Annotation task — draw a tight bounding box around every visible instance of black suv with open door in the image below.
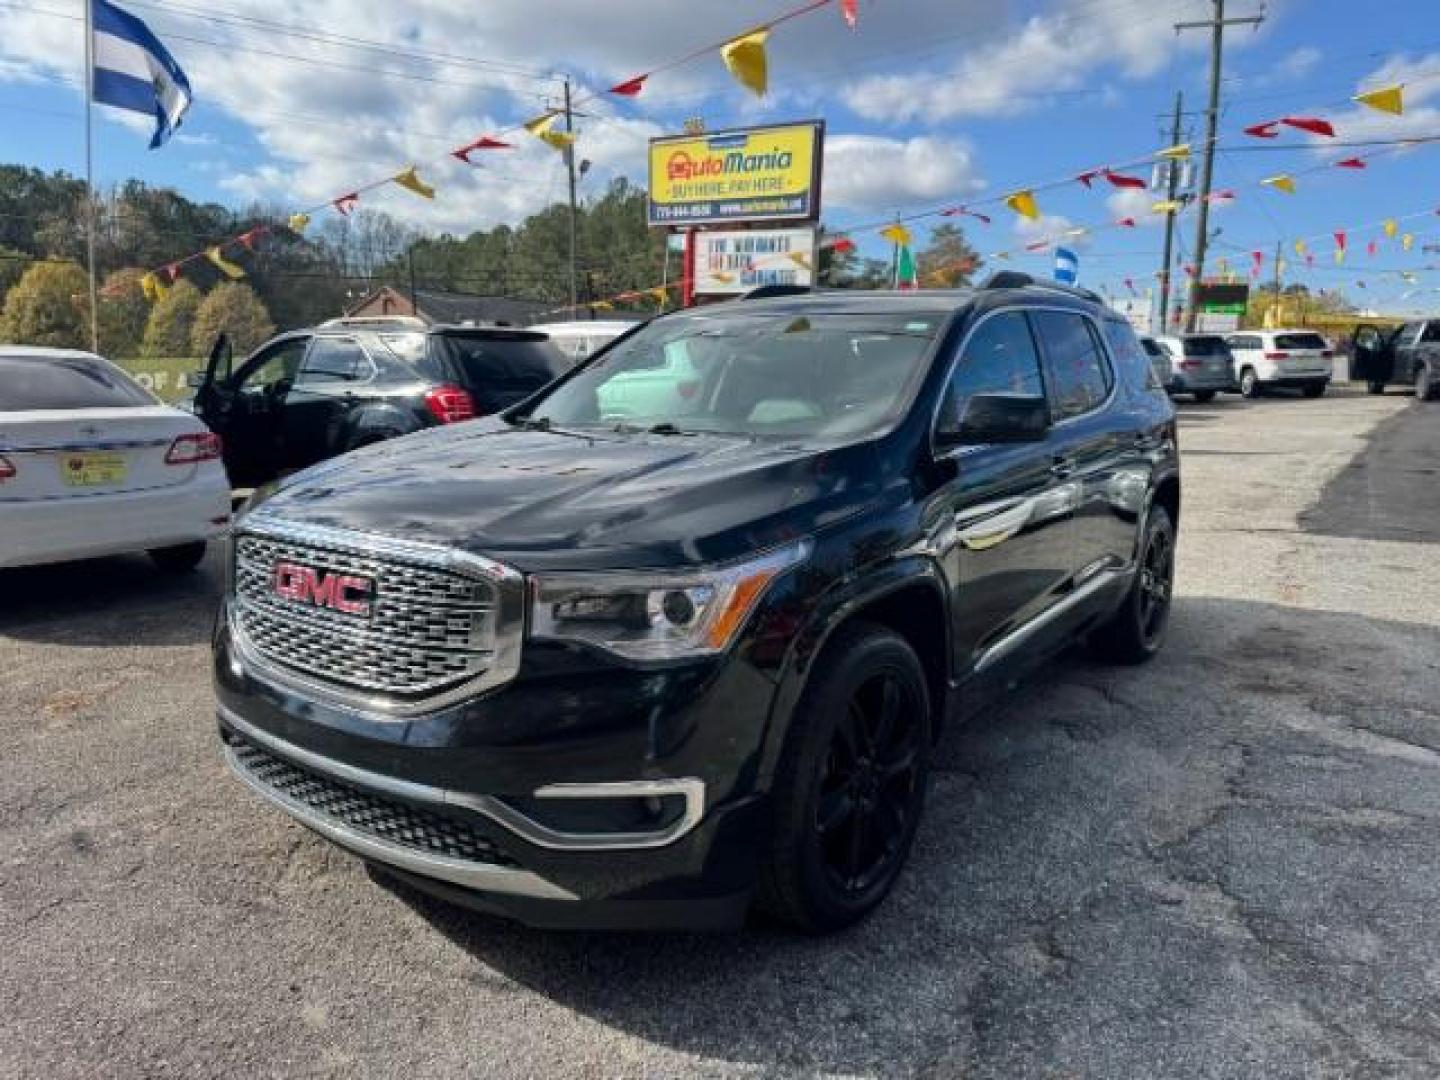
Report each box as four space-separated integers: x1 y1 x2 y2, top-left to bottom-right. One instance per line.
214 274 1180 933
191 320 568 487
1352 319 1440 400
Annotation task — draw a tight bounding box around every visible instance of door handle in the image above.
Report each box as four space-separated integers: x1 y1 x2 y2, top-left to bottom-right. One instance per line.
1049 455 1075 478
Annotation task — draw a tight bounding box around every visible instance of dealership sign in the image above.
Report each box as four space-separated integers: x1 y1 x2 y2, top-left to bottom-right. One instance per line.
693 228 817 295
648 121 824 226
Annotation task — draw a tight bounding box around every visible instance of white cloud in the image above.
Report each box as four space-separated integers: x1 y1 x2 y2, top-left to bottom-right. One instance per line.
1277 46 1323 80
823 135 985 212
1107 186 1163 228
1321 52 1440 147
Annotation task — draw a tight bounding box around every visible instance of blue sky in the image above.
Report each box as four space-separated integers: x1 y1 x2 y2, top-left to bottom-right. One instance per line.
1 0 1437 312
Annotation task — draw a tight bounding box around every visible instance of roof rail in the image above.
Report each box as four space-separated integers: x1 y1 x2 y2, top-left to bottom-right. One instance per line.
320 315 427 329
979 271 1105 305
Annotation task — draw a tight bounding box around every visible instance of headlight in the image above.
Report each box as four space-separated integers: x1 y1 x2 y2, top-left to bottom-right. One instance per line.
530 540 811 661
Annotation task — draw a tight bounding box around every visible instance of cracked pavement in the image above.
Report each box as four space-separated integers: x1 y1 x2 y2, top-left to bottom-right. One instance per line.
3 387 1439 1078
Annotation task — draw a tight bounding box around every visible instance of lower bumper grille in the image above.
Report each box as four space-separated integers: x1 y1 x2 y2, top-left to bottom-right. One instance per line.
227 734 517 868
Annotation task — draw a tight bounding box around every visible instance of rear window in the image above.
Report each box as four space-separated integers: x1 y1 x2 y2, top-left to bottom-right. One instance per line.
1182 336 1228 356
1274 333 1328 351
0 355 156 411
436 334 567 386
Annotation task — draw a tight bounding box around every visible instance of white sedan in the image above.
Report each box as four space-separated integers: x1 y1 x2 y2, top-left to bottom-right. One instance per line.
0 347 231 571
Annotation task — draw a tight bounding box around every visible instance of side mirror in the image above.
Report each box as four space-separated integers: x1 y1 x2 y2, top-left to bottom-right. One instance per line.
938 393 1050 447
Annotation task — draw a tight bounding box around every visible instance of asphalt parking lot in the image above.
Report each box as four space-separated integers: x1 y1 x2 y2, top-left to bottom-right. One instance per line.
4 387 1439 1079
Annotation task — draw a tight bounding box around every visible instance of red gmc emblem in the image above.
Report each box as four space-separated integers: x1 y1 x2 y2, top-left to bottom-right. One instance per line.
272 561 374 617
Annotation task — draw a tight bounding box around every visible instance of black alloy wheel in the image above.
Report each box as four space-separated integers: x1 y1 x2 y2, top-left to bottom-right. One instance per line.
1135 518 1174 649
1088 503 1176 664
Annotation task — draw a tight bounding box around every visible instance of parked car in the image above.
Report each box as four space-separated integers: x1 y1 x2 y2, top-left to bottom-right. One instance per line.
1224 330 1333 398
1152 334 1235 402
0 347 229 571
1352 319 1440 400
214 274 1180 933
529 320 639 367
1139 335 1171 391
190 322 568 488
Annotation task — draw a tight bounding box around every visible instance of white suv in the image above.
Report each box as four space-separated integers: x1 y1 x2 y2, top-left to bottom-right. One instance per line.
1224 330 1333 399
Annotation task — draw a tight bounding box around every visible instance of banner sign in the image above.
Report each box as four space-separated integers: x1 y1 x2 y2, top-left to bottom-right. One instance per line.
693 228 817 294
648 120 824 227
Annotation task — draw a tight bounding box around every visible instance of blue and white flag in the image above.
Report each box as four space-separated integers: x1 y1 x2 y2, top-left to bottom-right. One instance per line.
1054 246 1079 285
90 0 192 148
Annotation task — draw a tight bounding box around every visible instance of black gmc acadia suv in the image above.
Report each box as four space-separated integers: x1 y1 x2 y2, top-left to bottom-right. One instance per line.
214 274 1181 933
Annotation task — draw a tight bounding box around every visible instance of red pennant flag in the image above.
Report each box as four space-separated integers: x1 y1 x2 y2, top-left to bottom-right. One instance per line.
941 207 991 224
1024 239 1049 252
1367 240 1378 257
452 136 514 163
1205 189 1236 204
1335 157 1366 169
1334 230 1347 251
829 237 856 254
1102 168 1146 189
163 262 181 283
1183 264 1196 279
237 226 267 251
333 193 360 216
1076 169 1101 189
841 0 858 28
1306 254 1315 267
1244 121 1280 139
609 75 647 97
1251 250 1263 271
1281 116 1335 137
1124 278 1137 295
1115 217 1137 228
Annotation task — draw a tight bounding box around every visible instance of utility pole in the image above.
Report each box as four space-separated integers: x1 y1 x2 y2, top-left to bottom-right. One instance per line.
1157 90 1184 333
562 78 578 313
1177 0 1263 331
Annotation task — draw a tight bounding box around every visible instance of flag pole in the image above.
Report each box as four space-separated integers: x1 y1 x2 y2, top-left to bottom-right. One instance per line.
82 0 99 352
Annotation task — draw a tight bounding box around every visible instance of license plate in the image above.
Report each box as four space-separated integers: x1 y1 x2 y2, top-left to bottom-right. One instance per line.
60 451 128 487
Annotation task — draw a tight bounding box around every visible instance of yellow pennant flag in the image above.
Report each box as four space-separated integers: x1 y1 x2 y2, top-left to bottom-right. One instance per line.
1334 246 1345 265
393 166 435 199
1294 239 1307 258
721 29 769 97
1004 190 1039 221
712 271 736 284
647 287 670 307
525 112 576 151
1262 174 1296 194
591 300 614 311
288 213 310 234
879 223 912 246
139 272 165 302
1353 85 1404 115
1151 199 1183 214
1383 218 1398 238
1156 143 1191 160
1403 233 1415 251
206 246 245 280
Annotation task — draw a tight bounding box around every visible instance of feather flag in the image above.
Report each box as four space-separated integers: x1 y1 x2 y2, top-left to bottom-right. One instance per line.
721 29 769 97
1004 190 1039 220
609 75 647 97
525 112 576 150
1262 175 1297 194
880 223 912 246
393 166 435 199
287 213 310 234
841 0 858 28
205 245 245 280
452 136 513 163
1281 117 1336 137
333 193 359 216
1353 85 1403 115
1102 168 1147 189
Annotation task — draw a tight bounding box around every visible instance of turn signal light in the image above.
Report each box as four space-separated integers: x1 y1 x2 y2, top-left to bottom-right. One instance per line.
423 384 477 424
0 454 14 482
165 432 223 465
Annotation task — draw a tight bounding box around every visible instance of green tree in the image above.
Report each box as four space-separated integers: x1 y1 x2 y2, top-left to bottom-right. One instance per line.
0 260 90 348
96 267 150 358
190 281 275 355
916 223 982 287
0 245 29 299
140 278 202 358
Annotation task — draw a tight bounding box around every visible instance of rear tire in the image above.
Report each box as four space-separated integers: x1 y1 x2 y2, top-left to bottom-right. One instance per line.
1417 365 1438 402
1192 390 1217 403
149 542 206 574
1302 382 1327 399
1239 367 1262 399
1088 505 1175 665
757 622 931 934
1367 380 1387 396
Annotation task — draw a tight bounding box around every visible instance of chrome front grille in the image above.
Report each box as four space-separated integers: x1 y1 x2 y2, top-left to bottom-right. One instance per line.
231 518 523 709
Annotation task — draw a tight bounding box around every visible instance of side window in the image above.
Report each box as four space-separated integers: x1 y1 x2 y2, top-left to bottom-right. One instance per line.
1032 311 1114 421
296 337 370 386
236 338 307 391
1422 323 1440 343
939 311 1047 431
1101 319 1160 391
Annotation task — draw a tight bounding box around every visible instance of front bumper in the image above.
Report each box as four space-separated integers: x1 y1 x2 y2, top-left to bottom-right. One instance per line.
214 612 779 930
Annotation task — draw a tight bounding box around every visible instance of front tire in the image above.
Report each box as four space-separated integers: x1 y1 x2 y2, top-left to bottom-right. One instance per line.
757 622 932 933
1239 367 1262 398
149 541 206 574
1088 505 1175 665
1418 365 1438 402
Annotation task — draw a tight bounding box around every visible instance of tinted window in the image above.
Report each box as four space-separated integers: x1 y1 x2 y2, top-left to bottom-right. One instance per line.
530 311 943 438
236 338 306 391
0 355 155 411
435 335 567 411
1274 333 1328 350
378 332 427 364
1104 320 1162 390
296 338 369 385
1227 335 1257 350
1032 311 1113 420
1423 323 1440 343
1140 338 1164 357
939 312 1046 431
1183 335 1228 356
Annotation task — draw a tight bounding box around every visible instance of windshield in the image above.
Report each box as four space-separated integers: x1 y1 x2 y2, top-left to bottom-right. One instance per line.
0 355 157 411
526 309 945 438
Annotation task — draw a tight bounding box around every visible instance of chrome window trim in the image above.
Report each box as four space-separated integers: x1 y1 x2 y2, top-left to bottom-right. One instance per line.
231 512 524 717
220 704 707 852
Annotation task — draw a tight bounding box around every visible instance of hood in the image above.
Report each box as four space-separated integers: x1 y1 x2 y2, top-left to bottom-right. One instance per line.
242 420 886 570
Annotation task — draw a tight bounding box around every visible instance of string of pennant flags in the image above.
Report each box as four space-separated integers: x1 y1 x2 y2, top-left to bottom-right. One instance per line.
131 3 1429 310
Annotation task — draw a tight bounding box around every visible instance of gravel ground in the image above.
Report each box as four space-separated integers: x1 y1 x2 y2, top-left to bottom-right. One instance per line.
3 387 1439 1079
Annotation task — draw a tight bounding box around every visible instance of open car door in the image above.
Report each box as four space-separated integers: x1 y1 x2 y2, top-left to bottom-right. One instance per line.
1351 324 1395 388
